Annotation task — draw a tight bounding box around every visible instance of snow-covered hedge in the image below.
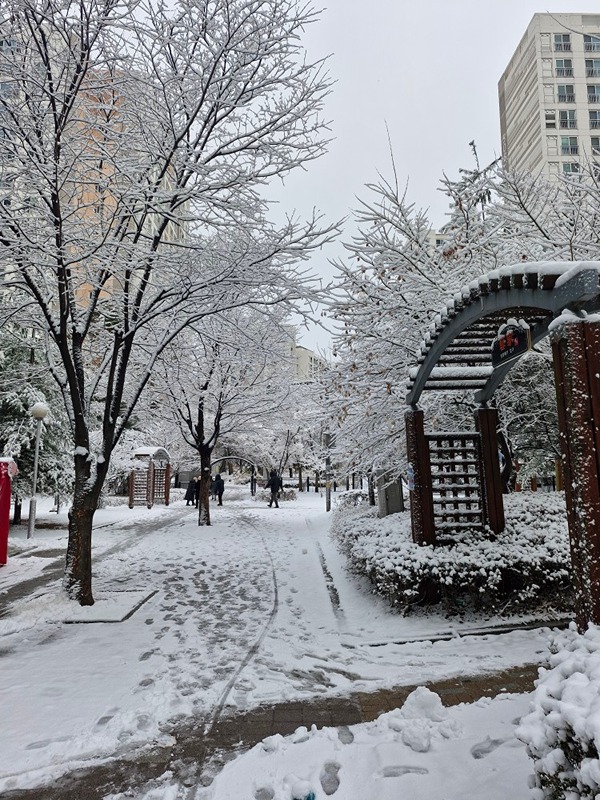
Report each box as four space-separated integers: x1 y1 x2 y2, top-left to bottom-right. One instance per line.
518 623 600 800
330 491 571 614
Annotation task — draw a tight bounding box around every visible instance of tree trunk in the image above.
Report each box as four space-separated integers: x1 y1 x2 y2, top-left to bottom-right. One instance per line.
368 473 376 506
497 430 513 494
298 464 303 491
198 446 212 526
12 497 22 525
64 490 98 606
63 451 106 606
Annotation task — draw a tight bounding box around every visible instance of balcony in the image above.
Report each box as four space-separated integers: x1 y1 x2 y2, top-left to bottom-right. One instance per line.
558 94 576 102
556 68 574 77
560 120 577 128
561 146 579 155
591 119 600 128
555 43 572 51
585 42 600 52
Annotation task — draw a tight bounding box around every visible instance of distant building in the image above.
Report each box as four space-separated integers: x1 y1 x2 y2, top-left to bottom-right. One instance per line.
291 342 326 382
283 325 326 382
499 13 600 179
426 229 448 250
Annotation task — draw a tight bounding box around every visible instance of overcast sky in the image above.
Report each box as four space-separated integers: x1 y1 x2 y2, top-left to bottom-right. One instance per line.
273 1 600 349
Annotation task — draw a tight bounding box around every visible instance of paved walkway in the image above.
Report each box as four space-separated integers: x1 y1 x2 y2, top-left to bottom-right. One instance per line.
1 512 545 798
3 662 540 800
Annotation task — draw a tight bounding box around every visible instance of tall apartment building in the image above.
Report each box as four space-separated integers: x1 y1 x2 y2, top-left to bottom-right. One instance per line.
499 13 600 178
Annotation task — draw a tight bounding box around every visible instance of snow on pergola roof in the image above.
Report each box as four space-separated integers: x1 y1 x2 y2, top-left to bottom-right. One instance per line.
133 447 170 461
406 261 600 406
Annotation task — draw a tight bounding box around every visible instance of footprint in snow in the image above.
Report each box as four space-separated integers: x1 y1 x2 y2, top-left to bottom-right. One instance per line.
470 736 510 759
320 762 341 795
254 788 274 800
337 726 354 744
381 765 429 778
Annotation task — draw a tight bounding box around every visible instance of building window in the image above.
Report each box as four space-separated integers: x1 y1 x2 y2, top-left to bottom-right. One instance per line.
557 84 575 102
590 110 600 128
545 110 556 129
561 136 578 155
584 34 600 52
588 85 600 103
592 136 600 155
562 162 580 174
555 59 573 77
559 110 577 128
586 59 600 78
554 34 571 51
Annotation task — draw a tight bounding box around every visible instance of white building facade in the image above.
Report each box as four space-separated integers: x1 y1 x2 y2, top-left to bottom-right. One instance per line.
499 13 600 178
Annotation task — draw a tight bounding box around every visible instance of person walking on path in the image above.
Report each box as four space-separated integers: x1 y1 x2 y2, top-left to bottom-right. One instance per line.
266 469 282 508
214 473 225 506
185 478 196 506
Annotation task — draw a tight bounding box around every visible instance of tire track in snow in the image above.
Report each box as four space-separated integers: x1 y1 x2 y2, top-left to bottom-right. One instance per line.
201 513 279 739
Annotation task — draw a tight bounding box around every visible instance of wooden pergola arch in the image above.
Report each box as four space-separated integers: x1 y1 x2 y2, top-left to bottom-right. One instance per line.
404 262 600 574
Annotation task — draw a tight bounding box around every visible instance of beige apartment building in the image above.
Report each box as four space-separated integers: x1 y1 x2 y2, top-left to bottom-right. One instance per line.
499 13 600 178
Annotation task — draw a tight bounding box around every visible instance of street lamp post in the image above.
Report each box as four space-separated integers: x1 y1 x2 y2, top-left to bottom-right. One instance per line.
27 402 49 539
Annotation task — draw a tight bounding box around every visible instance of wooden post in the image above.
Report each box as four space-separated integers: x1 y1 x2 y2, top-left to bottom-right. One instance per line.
552 320 600 631
475 406 505 535
147 461 154 509
128 470 135 509
164 464 171 506
405 407 435 546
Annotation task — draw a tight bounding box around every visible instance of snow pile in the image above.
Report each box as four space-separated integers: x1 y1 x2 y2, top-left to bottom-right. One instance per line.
202 687 530 800
330 492 571 614
518 623 600 800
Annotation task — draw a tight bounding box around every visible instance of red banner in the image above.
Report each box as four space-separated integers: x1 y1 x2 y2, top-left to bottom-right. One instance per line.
0 462 11 565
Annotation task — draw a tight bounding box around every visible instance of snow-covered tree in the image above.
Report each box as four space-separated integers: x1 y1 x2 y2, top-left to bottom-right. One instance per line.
325 153 600 487
0 0 336 604
0 332 73 507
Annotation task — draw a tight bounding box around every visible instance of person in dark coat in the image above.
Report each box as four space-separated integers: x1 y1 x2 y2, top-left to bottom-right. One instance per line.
214 473 225 505
209 475 217 501
184 478 196 506
266 470 282 508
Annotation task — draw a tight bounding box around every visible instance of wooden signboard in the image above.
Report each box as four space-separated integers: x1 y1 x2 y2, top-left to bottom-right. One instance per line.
492 320 531 368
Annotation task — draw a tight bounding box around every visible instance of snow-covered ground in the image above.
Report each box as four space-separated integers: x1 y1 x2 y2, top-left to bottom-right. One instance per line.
0 487 559 798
